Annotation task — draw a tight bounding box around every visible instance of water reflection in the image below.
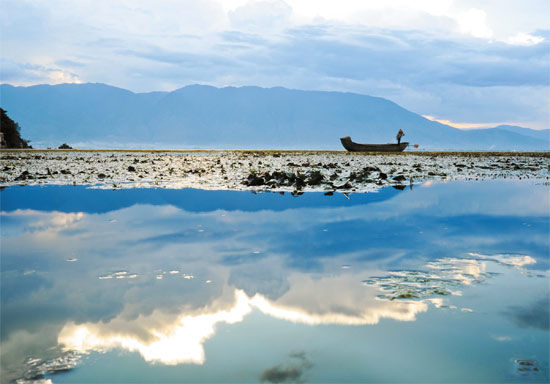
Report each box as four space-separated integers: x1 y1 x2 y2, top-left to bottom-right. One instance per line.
1 181 548 383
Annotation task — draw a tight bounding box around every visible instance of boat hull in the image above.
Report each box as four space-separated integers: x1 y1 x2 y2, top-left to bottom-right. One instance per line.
340 136 408 152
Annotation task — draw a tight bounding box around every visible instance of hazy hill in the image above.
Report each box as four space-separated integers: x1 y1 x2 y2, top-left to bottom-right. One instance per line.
0 83 547 150
490 125 549 141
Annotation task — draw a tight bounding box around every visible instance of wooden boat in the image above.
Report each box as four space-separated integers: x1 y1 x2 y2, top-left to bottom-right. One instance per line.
340 136 408 152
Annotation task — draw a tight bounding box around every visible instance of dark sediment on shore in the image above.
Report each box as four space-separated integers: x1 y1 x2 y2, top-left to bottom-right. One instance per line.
1 150 549 192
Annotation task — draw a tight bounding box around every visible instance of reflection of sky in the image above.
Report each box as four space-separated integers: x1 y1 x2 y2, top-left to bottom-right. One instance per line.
1 180 549 383
0 185 402 213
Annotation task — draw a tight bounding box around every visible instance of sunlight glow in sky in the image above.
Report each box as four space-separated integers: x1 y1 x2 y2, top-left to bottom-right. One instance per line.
422 115 495 129
1 0 549 128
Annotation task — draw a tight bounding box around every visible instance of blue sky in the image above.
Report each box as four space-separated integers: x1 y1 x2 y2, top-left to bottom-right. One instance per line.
1 0 549 129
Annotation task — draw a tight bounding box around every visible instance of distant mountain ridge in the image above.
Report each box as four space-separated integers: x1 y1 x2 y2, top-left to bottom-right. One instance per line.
488 125 549 141
0 83 548 150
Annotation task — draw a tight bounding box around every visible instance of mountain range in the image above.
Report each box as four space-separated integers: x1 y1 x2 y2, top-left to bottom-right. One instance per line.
0 83 548 150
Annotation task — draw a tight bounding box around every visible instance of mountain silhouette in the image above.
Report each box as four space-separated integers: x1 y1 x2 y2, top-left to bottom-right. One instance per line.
1 83 547 150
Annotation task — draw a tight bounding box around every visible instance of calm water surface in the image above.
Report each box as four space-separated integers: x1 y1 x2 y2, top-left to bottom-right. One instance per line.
1 181 549 383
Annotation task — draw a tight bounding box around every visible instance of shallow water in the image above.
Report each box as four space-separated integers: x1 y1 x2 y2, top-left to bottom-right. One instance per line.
1 180 548 383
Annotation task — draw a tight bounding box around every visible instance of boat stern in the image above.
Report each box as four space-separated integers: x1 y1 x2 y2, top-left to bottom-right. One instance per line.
340 136 353 151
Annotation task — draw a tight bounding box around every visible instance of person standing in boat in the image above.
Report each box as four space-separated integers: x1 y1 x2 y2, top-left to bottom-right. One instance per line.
396 129 405 144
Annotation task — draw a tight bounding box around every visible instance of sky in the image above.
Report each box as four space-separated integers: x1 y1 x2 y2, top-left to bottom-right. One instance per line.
1 0 549 129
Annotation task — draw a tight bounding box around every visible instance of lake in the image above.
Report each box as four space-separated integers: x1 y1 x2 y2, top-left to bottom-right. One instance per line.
1 180 548 383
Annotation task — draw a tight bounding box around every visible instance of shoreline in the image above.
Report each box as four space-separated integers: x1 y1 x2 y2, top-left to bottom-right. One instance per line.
1 148 549 157
1 150 549 193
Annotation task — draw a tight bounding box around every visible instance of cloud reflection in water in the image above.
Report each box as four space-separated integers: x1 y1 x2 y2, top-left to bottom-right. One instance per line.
57 253 543 367
58 284 428 365
1 181 549 382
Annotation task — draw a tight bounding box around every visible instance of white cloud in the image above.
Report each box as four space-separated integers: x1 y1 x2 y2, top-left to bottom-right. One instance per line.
1 0 549 128
228 0 292 31
457 8 493 38
55 249 542 367
506 32 545 46
287 0 454 23
59 285 428 365
2 209 85 232
47 70 81 84
59 290 253 365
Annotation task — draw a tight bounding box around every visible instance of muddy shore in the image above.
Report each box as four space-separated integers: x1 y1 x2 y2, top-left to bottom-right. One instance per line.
1 150 549 193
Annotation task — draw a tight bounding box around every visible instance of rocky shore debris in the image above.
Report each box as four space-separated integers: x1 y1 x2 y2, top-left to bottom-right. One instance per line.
363 254 538 305
244 169 325 189
18 351 80 383
514 359 541 376
0 151 548 192
14 170 32 181
242 163 422 191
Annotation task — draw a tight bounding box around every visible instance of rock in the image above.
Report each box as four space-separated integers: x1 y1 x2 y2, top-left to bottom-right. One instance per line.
97 173 107 179
363 166 379 173
307 170 324 186
270 171 286 182
393 175 406 182
514 359 541 376
379 172 388 180
335 182 352 189
128 166 136 172
14 170 30 181
295 173 306 189
1 109 32 148
245 173 264 186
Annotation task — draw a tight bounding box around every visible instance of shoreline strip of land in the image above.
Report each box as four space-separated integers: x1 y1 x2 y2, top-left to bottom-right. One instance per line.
1 150 549 193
